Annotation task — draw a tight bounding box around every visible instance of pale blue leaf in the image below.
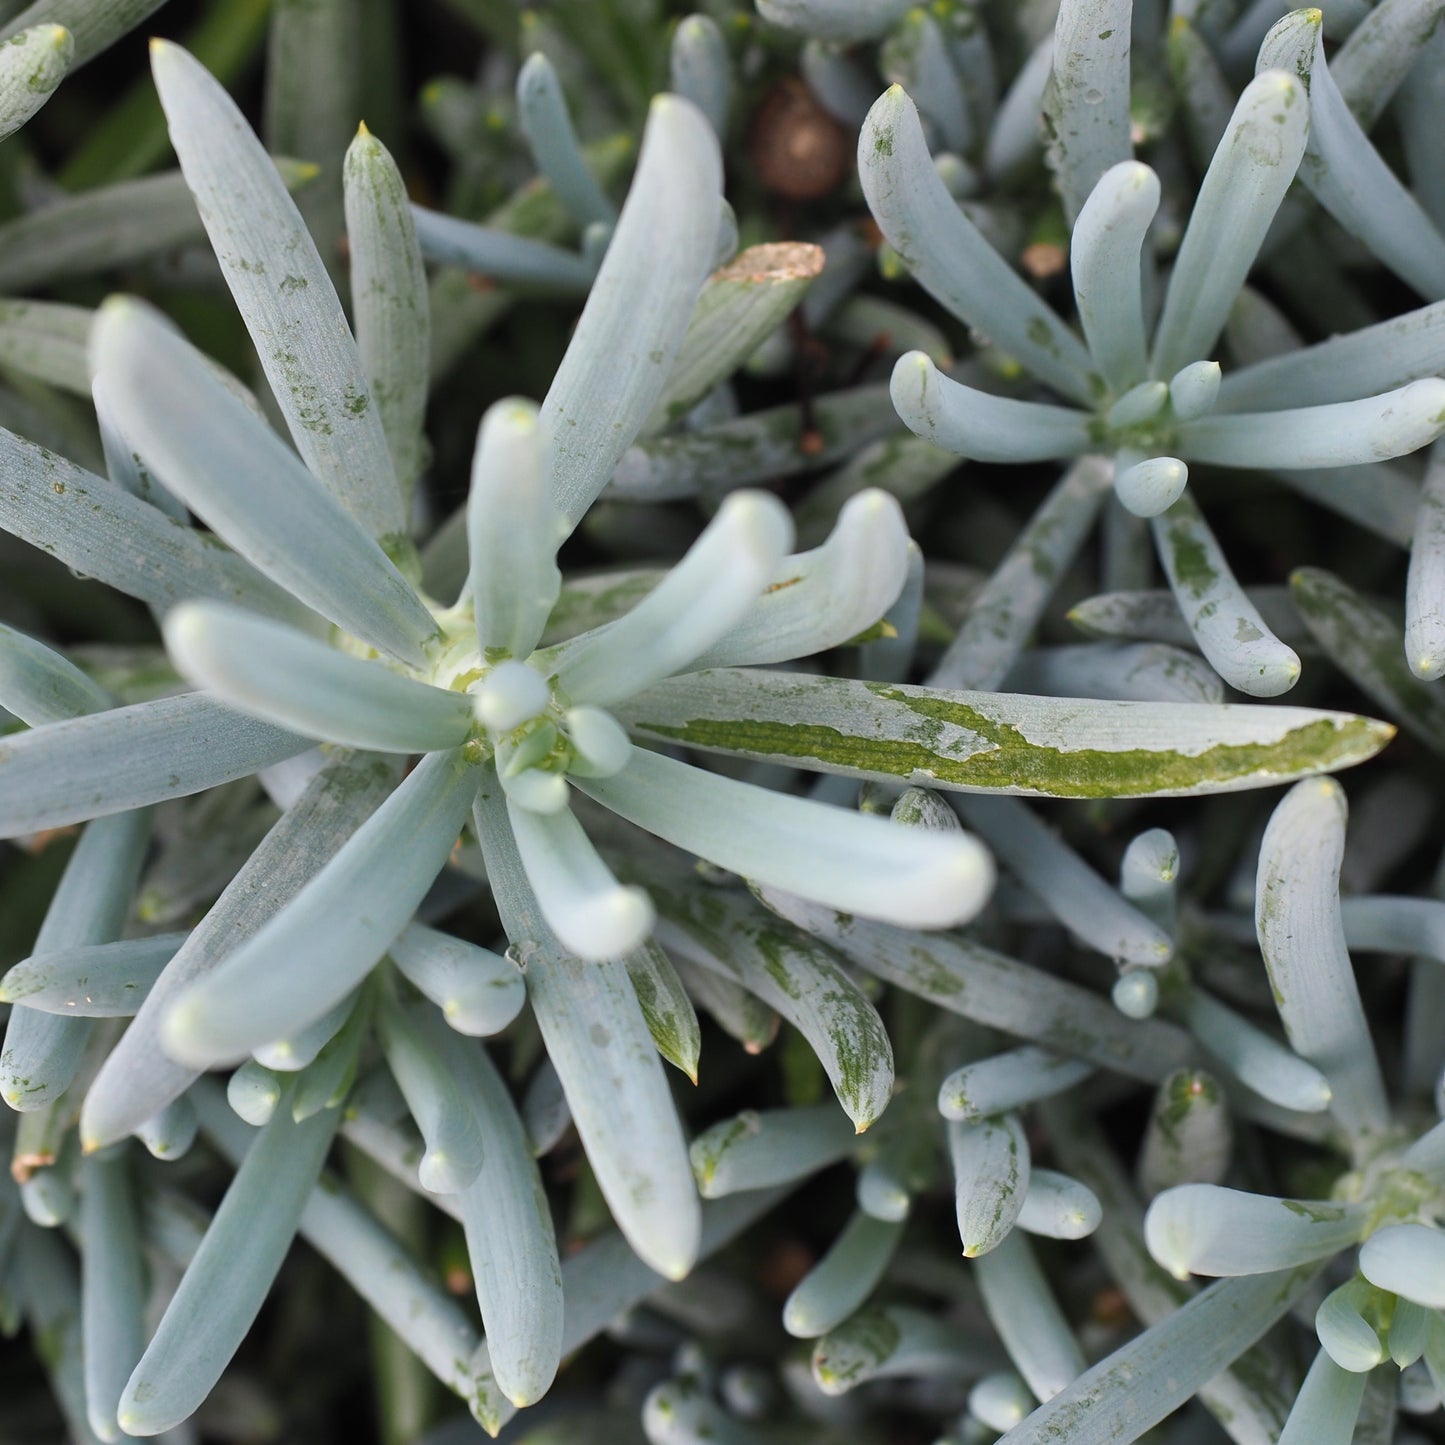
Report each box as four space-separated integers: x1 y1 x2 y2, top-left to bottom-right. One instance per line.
1256 777 1390 1141
1407 440 1445 678
1179 987 1331 1113
860 86 1097 404
1151 70 1309 379
670 15 730 137
543 94 722 530
0 694 308 839
343 125 430 507
517 53 616 229
0 0 164 68
89 298 437 666
1016 1168 1102 1240
1316 1279 1386 1372
939 1047 1093 1123
0 625 110 726
0 298 90 394
1277 1349 1368 1445
117 1085 340 1436
389 922 524 1038
753 0 909 40
691 1104 857 1198
163 602 472 753
1360 1222 1445 1307
161 750 476 1067
975 1229 1085 1401
0 934 182 1017
151 40 404 539
80 1151 145 1442
950 1112 1028 1257
782 1211 904 1338
411 206 596 291
813 1304 997 1395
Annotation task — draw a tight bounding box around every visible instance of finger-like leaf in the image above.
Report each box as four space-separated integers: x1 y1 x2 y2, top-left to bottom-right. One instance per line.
81 751 401 1151
517 53 615 229
1145 1183 1365 1279
1151 490 1301 696
619 669 1392 799
643 1379 764 1445
1256 777 1389 1143
891 353 1094 462
80 1151 145 1442
783 1211 904 1338
162 750 476 1066
117 1086 340 1436
164 602 472 753
0 625 110 726
1044 0 1134 224
454 1041 563 1407
389 922 524 1038
754 0 910 41
975 1229 1085 1401
950 1113 1028 1257
1276 1349 1369 1445
0 298 90 394
576 746 995 930
543 94 722 530
0 427 308 627
670 15 729 137
624 941 701 1082
691 1104 857 1198
151 39 403 539
343 125 429 507
1 0 164 68
0 694 308 839
860 86 1097 404
1151 69 1309 379
812 1304 996 1395
1 934 182 1016
649 876 893 1130
1407 441 1445 679
475 771 700 1282
1005 642 1225 705
939 1047 1093 1123
90 298 436 666
1017 1168 1102 1240
932 457 1113 690
1360 1222 1445 1307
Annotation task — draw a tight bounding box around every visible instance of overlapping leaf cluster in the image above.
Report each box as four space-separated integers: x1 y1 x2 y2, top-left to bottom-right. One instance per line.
2 1 1445 1443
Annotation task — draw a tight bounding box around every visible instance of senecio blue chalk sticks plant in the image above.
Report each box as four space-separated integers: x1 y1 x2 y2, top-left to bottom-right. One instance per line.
0 9 1436 1445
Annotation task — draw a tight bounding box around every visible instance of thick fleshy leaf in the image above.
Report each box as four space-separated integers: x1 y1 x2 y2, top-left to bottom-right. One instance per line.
999 1267 1321 1445
517 52 615 230
1316 1279 1386 1372
475 771 700 1282
1044 0 1134 224
453 1041 564 1407
1 935 182 1017
1295 564 1445 751
1360 1223 1445 1307
118 1088 339 1435
643 1379 764 1445
1261 11 1445 301
1257 777 1389 1142
79 1151 145 1442
343 125 429 507
0 428 307 627
859 87 1096 404
550 491 791 707
754 0 909 40
164 603 472 753
195 1084 485 1409
618 668 1392 798
389 923 523 1038
1179 381 1445 469
670 15 729 136
15 1228 99 1444
939 1047 1093 1123
646 243 822 434
891 354 1093 462
90 298 436 666
1151 69 1309 379
950 1113 1028 1257
783 1211 904 1338
376 988 485 1195
82 753 401 1150
507 800 654 961
757 886 1198 1087
0 625 110 726
0 24 69 141
812 1305 997 1395
1277 1349 1369 1445
1016 1168 1102 1240
1068 584 1308 652
1138 1072 1230 1200
162 750 476 1067
1407 441 1445 679
956 794 1171 965
975 1229 1085 1401
151 40 403 539
576 746 994 930
1179 987 1331 1113
624 942 701 1082
1070 162 1158 392
0 0 164 68
467 398 563 660
1151 491 1301 696
1146 1183 1365 1280
691 1104 856 1198
543 93 722 529
649 876 892 1130
932 457 1112 690
411 206 596 291
0 694 307 839
0 298 90 394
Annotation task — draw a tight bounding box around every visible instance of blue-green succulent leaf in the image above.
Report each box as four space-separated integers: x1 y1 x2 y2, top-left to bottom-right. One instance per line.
163 602 472 754
975 1229 1085 1400
1407 441 1445 679
517 52 616 229
860 86 1097 404
389 922 524 1038
0 934 183 1017
89 298 436 666
0 0 164 68
754 0 909 41
949 1112 1029 1257
1151 70 1309 379
543 94 723 530
150 39 404 539
691 1104 857 1198
0 625 111 726
1276 1349 1369 1445
939 1047 1093 1123
669 14 730 137
783 1210 904 1338
162 749 476 1066
80 1151 145 1442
